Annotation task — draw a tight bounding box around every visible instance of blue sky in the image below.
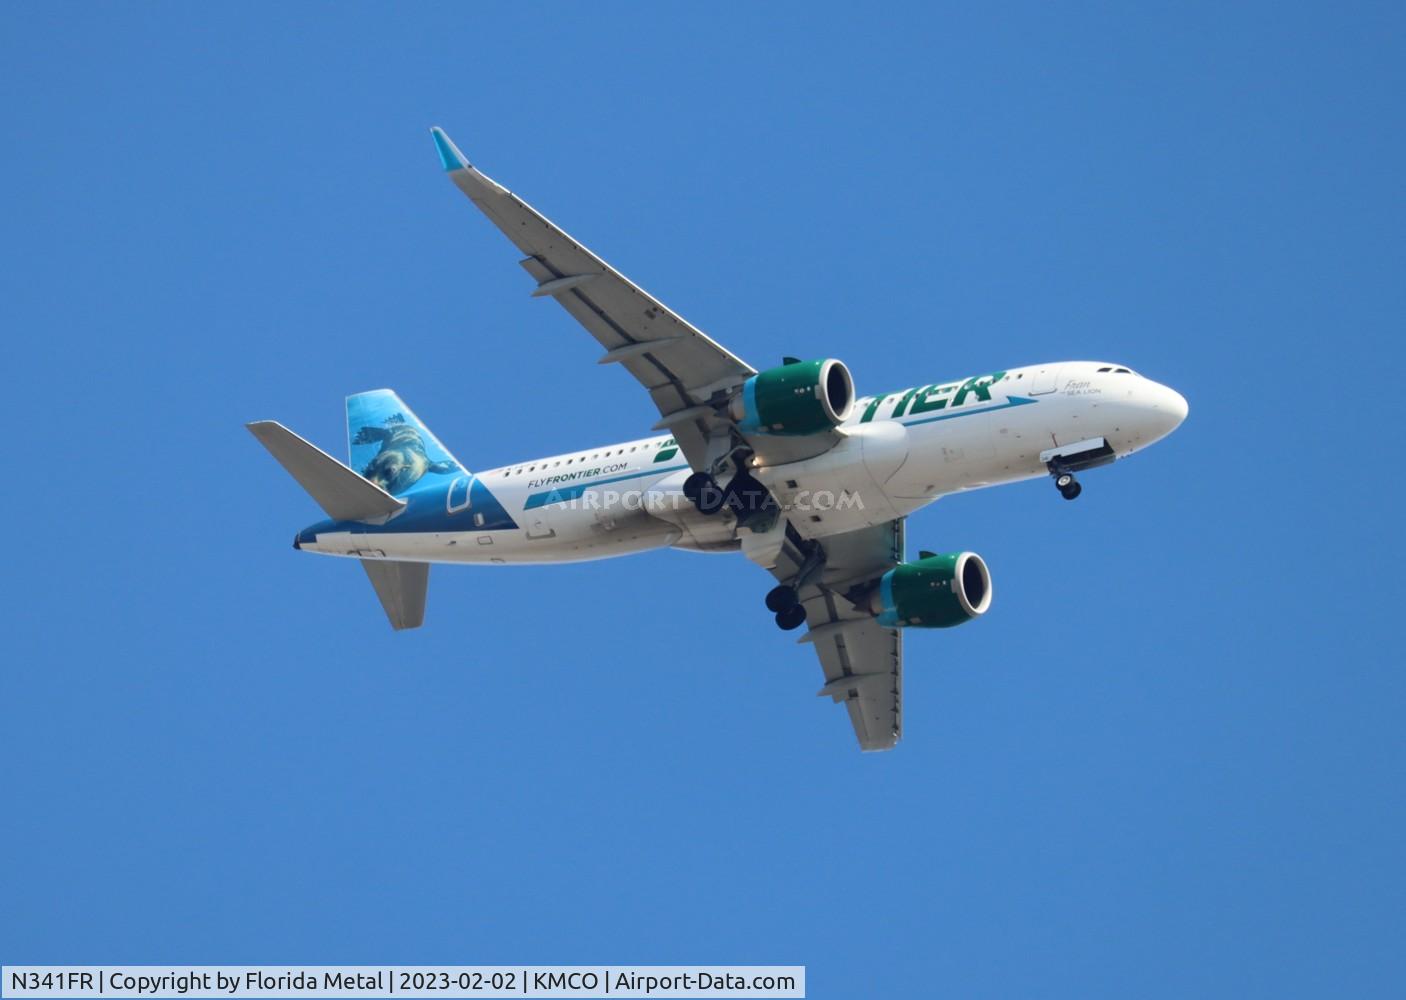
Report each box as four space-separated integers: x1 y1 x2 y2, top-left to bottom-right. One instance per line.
3 3 1403 996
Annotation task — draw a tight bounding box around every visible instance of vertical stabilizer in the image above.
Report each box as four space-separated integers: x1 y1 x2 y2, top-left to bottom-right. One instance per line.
361 560 429 630
346 389 467 497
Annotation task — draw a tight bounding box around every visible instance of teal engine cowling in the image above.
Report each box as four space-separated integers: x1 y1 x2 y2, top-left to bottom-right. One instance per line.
729 358 855 435
870 552 993 628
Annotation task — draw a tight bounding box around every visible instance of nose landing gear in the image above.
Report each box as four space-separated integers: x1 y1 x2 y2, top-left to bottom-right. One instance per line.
1054 471 1082 500
1041 438 1114 501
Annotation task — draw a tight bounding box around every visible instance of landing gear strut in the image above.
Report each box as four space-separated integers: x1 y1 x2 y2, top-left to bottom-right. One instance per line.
1042 440 1114 501
766 535 824 630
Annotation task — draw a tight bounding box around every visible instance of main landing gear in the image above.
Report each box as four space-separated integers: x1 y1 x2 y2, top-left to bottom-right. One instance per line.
682 471 727 514
765 583 806 630
685 467 807 630
683 469 774 524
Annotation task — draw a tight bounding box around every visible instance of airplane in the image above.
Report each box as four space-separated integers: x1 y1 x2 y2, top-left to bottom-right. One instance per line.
248 126 1188 752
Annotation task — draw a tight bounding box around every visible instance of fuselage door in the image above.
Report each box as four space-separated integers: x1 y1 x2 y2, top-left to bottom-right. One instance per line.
1028 365 1064 395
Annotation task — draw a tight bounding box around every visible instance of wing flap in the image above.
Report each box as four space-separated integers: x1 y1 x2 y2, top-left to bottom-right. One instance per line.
806 611 903 752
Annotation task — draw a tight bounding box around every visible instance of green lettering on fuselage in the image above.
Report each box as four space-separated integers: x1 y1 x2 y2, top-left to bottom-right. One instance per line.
861 371 1008 423
891 386 922 418
952 371 1005 406
909 384 958 414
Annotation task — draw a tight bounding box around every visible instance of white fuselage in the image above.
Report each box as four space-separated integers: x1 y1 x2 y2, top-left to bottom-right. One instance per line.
298 362 1187 565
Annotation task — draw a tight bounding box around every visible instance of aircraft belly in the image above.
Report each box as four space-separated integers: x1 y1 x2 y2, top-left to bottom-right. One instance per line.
309 517 680 565
498 502 681 563
755 422 910 540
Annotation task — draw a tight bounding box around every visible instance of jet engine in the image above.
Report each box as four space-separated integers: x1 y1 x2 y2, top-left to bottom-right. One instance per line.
869 551 993 628
729 358 855 435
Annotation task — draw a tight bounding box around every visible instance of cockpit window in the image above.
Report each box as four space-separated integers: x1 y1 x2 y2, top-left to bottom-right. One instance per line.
1097 367 1112 373
1115 367 1133 374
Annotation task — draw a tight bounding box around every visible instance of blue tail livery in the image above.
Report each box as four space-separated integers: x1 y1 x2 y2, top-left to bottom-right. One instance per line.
346 389 466 496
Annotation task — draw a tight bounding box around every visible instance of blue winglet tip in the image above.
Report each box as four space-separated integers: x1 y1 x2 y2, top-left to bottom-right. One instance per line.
430 126 467 172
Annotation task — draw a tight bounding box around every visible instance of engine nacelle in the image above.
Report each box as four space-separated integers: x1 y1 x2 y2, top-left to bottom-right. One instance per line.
870 552 993 628
730 358 855 435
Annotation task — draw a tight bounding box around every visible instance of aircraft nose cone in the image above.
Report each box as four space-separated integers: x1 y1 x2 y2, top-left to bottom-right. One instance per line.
1147 382 1188 436
1164 386 1189 427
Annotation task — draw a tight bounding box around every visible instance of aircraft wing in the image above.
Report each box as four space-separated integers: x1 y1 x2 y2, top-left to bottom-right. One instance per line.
769 518 905 752
432 128 755 470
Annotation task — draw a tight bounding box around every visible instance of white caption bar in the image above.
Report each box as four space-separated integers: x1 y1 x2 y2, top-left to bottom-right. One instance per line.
2 967 804 999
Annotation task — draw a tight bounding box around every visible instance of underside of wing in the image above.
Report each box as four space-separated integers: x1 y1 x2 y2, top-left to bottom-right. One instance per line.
809 616 903 752
769 518 906 752
431 128 753 470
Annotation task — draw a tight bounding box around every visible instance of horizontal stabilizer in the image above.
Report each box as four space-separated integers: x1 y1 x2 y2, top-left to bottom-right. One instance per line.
246 420 405 522
362 559 428 630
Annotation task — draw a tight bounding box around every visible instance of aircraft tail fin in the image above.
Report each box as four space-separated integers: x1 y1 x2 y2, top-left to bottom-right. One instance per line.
346 389 468 496
246 421 405 522
361 559 428 630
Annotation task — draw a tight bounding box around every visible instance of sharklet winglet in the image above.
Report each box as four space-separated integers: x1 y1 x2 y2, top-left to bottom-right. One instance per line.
430 126 469 172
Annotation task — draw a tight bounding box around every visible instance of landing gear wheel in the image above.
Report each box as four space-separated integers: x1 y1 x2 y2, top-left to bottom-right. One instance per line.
682 471 710 501
1051 468 1082 500
696 485 727 515
765 584 799 613
775 604 807 631
684 472 727 515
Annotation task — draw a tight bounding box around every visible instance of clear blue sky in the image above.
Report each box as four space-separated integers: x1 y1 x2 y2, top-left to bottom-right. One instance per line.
3 3 1402 996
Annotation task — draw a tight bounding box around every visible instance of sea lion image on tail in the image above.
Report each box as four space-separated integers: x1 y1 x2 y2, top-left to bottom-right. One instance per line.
355 415 457 494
